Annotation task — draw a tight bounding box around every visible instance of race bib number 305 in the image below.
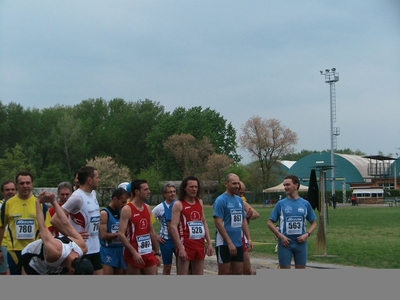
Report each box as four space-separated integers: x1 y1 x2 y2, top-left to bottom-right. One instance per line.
285 216 303 235
187 221 205 239
16 219 35 239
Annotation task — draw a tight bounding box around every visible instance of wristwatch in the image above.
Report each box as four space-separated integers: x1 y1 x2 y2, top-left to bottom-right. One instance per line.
154 252 161 256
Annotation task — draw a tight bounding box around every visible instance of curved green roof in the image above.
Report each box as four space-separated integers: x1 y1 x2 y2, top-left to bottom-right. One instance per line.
289 153 368 191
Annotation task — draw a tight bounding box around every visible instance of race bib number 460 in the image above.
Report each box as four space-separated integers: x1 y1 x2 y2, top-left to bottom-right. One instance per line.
285 216 303 235
187 221 205 239
16 219 35 239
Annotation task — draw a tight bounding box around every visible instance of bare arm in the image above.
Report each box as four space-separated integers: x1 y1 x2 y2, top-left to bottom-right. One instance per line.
168 201 184 252
35 192 64 261
117 205 137 255
244 202 260 221
146 204 160 254
241 217 252 250
200 200 214 256
200 200 212 245
49 199 87 254
267 219 281 237
99 210 117 240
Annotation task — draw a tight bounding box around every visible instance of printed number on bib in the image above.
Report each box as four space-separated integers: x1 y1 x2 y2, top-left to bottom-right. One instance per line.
136 234 152 255
16 219 35 239
187 221 205 239
285 216 303 235
230 209 243 227
90 216 100 236
111 223 121 244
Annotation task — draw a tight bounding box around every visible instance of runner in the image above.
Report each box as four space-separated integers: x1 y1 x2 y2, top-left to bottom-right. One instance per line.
169 176 213 275
99 187 128 275
20 191 93 275
118 179 161 275
152 182 177 275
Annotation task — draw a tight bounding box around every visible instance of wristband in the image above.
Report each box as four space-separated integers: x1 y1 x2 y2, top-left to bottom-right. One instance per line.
154 252 161 256
307 232 311 237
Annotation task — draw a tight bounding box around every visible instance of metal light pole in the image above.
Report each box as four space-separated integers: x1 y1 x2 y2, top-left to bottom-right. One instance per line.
320 68 339 195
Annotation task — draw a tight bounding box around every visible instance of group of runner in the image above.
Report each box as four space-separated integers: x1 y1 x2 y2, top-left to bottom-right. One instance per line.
1 167 316 275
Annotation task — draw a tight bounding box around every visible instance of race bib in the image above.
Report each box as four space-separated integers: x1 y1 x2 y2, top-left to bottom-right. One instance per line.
285 216 303 235
89 216 100 236
16 219 35 239
136 234 152 255
230 209 242 227
111 223 121 244
187 221 205 239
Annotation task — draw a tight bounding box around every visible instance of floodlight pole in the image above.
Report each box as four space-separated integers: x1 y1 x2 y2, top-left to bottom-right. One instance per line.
320 68 339 195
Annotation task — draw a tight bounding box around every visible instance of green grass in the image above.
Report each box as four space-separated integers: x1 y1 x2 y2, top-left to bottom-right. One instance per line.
152 204 400 269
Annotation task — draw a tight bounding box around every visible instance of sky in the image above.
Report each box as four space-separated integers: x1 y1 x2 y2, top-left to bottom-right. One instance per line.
1 0 399 164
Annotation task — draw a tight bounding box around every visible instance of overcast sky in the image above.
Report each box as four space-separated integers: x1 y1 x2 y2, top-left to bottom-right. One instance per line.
1 0 399 164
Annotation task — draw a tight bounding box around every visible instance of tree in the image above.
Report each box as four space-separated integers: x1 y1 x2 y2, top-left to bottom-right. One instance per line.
146 106 240 179
163 134 214 177
239 117 298 188
50 112 87 178
201 153 233 184
0 144 36 183
86 156 131 205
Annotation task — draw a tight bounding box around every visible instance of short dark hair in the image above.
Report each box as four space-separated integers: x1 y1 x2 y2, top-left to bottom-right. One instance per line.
284 175 300 190
15 171 34 184
178 176 201 200
112 187 129 200
131 179 148 195
1 181 16 193
72 257 94 275
77 166 97 185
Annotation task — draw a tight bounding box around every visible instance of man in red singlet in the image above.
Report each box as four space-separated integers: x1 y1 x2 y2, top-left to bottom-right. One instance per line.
169 175 214 275
118 179 161 275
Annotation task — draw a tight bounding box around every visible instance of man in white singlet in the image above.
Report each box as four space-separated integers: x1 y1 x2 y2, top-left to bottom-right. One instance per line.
51 166 103 275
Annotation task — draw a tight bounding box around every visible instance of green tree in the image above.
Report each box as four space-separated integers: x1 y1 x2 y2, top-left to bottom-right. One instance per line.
0 144 36 183
146 106 240 179
50 112 87 178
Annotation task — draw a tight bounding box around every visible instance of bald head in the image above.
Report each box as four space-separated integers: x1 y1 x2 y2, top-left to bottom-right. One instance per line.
225 173 240 196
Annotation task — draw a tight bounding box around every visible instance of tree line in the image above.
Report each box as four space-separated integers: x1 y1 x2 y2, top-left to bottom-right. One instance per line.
0 98 239 189
1 98 371 202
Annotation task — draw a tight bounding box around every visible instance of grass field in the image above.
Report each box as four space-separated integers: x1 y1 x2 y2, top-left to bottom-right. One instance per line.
152 204 400 269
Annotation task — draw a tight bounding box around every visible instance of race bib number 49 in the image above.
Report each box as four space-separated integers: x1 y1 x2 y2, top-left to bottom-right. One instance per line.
187 221 205 239
16 219 35 239
285 216 303 235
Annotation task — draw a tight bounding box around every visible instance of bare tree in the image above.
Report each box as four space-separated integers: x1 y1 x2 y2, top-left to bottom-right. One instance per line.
239 117 297 188
202 153 233 184
163 134 214 177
